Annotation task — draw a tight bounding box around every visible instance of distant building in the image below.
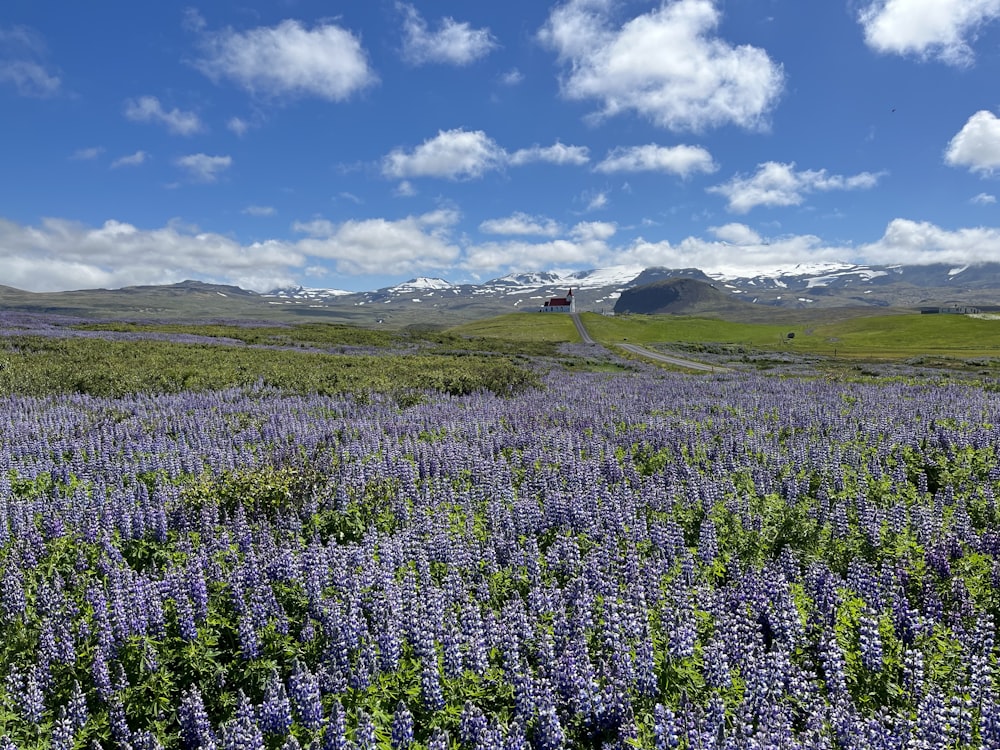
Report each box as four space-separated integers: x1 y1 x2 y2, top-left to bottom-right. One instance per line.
920 305 982 314
540 288 575 312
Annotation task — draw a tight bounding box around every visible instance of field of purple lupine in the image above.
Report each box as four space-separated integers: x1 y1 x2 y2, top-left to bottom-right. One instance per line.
2 356 1000 748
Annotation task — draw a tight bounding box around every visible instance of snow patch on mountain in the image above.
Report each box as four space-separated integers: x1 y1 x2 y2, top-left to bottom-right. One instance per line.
264 286 353 300
390 277 454 292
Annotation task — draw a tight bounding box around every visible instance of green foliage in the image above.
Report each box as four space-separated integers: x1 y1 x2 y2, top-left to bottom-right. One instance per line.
73 319 564 358
0 335 539 398
181 465 318 518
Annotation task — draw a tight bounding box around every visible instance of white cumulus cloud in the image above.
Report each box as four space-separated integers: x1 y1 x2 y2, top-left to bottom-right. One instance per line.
500 68 524 85
464 239 604 273
538 0 783 131
858 0 1000 65
570 221 617 241
0 60 61 97
399 3 498 65
195 19 377 101
382 129 505 180
709 161 885 213
0 26 61 97
711 223 763 245
227 117 250 136
586 191 609 210
509 142 590 166
861 218 1000 264
945 110 1000 175
71 147 104 161
972 192 997 203
395 181 417 197
175 153 232 183
124 96 203 135
384 131 590 178
616 232 845 277
479 213 562 237
595 144 717 176
111 151 148 168
0 217 303 292
292 211 461 275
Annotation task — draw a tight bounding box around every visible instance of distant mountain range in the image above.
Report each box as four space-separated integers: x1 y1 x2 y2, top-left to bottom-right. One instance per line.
3 262 1000 325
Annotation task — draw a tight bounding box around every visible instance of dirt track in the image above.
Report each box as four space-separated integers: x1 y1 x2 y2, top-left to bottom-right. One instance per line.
572 313 728 372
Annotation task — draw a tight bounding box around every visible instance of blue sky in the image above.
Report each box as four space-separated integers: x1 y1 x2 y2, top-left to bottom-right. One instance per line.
2 0 1000 292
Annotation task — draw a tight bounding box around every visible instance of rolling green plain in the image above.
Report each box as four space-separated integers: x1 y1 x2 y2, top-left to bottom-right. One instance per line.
3 309 996 399
458 310 1000 361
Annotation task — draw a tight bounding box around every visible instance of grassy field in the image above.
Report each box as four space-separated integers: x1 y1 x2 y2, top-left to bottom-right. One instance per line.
454 310 1000 361
591 311 1000 359
448 312 580 342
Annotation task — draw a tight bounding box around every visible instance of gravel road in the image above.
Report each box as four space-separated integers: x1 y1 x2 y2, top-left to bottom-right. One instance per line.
572 313 727 372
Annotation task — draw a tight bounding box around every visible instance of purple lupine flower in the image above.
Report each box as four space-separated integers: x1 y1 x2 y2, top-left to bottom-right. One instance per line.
50 707 75 750
21 665 44 726
67 679 89 730
178 686 218 750
511 664 536 723
288 660 323 731
902 647 924 698
533 693 564 750
634 625 658 697
354 709 377 750
460 702 488 747
818 631 848 697
1 563 26 623
503 722 530 750
442 619 463 679
221 691 263 750
981 697 1000 749
174 590 199 642
350 640 377 691
697 517 718 564
322 700 348 750
132 730 166 750
91 647 113 702
946 694 972 748
858 605 884 672
6 666 45 725
916 689 948 748
391 702 414 750
108 695 133 747
462 605 490 676
259 670 293 737
36 617 58 685
479 725 505 750
187 556 210 624
237 611 260 660
427 730 450 750
420 651 446 712
702 638 731 690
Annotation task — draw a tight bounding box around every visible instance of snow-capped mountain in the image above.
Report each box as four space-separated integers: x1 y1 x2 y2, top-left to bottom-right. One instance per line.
258 262 1000 323
263 285 353 301
389 277 456 293
8 263 994 325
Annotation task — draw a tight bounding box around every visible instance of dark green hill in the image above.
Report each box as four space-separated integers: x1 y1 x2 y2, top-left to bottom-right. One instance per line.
613 278 752 315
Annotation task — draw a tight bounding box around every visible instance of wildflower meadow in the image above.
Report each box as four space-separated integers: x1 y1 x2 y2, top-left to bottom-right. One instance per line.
1 324 999 748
